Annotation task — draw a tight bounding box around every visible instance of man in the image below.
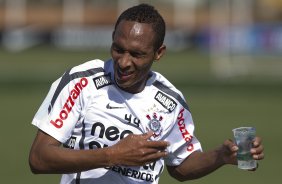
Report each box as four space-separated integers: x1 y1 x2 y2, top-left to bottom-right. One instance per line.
29 3 264 184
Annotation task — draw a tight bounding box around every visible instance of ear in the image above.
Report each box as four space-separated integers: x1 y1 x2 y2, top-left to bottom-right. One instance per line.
154 44 166 61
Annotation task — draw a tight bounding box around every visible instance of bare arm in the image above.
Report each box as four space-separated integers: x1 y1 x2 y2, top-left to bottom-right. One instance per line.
167 138 264 181
29 129 169 174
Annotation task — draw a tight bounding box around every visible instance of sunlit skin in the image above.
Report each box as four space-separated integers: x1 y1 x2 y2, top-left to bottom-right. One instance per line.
111 20 166 93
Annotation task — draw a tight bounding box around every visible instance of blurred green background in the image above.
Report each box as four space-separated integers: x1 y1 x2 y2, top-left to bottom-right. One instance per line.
0 46 280 184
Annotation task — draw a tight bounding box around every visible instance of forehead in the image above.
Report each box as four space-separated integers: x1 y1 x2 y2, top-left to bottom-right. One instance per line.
130 23 143 35
114 20 155 49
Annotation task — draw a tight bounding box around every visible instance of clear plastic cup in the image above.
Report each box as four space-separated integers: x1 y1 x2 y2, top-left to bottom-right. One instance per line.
232 127 257 170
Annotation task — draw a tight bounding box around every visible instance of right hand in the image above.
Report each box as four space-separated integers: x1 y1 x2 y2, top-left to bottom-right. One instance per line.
108 131 169 166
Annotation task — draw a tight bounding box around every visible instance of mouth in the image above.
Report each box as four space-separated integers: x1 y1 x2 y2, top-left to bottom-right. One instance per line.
117 69 134 81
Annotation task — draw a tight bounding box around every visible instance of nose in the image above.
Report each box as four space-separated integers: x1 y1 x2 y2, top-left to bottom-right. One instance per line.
118 52 132 70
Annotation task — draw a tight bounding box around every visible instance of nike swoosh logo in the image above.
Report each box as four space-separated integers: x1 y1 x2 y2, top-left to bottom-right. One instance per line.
106 103 125 109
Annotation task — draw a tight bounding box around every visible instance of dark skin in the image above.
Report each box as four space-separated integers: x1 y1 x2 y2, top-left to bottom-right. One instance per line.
29 20 168 174
29 20 264 180
167 138 264 181
29 130 168 174
111 20 166 93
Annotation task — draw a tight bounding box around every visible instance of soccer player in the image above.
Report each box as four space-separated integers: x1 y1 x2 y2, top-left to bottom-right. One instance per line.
29 3 264 184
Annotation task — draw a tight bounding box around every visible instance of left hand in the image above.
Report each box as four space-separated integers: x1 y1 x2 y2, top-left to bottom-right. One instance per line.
248 136 264 171
220 136 264 169
250 136 264 161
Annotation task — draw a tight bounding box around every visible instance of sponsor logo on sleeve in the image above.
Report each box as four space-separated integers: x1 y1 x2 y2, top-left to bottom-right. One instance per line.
154 91 177 113
50 77 88 128
177 108 194 152
93 74 112 89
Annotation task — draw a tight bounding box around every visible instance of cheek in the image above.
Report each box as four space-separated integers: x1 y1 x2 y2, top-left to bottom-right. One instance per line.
134 64 151 80
136 61 153 72
112 57 120 70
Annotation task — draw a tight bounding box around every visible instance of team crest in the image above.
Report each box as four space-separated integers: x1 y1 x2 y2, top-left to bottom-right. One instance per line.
146 113 163 138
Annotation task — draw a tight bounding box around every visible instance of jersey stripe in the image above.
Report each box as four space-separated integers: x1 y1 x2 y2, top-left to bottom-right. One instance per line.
153 80 190 111
48 67 104 113
155 165 163 181
75 120 87 184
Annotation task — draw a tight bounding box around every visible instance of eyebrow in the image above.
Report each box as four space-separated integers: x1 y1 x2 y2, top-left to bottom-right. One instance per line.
112 42 147 55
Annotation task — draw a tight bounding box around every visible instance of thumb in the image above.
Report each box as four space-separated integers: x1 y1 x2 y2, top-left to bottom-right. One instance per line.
141 131 154 139
224 139 238 152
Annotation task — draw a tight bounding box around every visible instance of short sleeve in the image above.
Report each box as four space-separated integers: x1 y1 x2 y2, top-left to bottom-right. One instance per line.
164 107 202 166
32 74 90 143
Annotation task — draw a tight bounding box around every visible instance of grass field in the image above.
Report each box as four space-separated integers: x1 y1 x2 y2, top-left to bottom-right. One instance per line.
0 46 281 183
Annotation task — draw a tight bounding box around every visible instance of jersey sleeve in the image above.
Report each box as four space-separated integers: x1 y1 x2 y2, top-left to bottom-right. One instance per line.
164 103 202 166
31 73 91 144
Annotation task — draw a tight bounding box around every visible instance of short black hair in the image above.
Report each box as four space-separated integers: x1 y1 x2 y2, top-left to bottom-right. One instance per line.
114 3 166 51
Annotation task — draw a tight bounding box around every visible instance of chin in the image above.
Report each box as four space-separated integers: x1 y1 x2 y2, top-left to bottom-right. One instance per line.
120 84 134 91
116 81 131 89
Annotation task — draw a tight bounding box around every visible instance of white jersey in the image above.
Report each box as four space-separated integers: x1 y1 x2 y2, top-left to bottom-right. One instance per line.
32 59 202 184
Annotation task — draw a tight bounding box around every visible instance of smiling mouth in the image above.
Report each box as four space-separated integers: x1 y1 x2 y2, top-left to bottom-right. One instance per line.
117 70 134 80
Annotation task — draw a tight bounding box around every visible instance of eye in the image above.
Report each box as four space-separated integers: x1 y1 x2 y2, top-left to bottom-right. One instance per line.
130 52 145 58
114 47 123 54
112 44 124 54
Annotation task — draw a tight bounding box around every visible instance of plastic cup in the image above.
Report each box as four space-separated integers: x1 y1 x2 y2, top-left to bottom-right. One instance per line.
232 127 257 170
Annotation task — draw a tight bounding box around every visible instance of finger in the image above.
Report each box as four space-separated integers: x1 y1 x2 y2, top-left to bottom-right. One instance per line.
252 152 264 160
252 136 262 147
129 148 168 165
141 131 154 139
140 131 170 147
141 150 168 164
141 147 168 156
146 140 170 149
251 142 264 152
251 145 264 160
224 139 238 152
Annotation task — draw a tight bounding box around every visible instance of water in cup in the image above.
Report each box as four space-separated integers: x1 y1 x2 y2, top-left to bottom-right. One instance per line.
233 127 257 170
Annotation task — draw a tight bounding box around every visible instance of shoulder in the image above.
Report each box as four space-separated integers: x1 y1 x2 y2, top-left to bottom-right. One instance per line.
69 59 106 75
48 59 110 109
55 59 109 87
152 72 180 93
151 71 190 112
152 71 183 98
